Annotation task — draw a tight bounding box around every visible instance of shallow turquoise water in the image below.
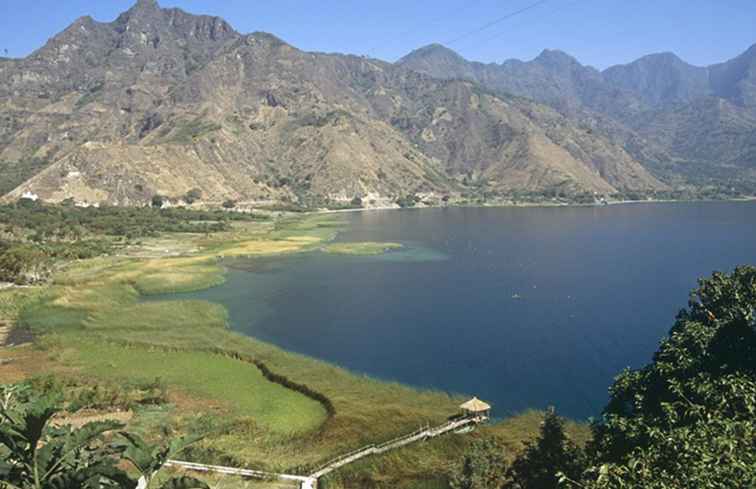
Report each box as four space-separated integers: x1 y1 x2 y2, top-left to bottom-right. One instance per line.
163 202 756 419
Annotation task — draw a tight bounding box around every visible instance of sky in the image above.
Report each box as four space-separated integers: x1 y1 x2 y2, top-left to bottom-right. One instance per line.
0 0 754 69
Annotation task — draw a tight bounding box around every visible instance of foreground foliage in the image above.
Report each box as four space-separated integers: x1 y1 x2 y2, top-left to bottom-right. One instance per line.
578 266 756 488
0 383 207 489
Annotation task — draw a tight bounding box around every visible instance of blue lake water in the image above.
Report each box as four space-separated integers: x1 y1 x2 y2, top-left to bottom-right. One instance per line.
168 202 756 419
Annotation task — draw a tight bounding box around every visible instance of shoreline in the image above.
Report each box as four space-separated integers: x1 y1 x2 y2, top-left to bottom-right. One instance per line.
308 195 756 215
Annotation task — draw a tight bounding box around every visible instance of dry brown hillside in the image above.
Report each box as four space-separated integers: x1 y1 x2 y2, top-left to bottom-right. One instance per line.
0 0 667 207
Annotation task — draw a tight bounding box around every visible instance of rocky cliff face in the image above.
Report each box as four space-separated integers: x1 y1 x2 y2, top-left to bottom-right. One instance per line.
0 1 671 206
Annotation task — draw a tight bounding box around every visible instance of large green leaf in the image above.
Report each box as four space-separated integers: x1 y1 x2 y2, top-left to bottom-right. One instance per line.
38 420 125 481
119 432 168 477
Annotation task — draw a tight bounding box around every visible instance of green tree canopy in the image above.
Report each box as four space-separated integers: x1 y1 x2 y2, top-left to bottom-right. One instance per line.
506 408 585 489
580 266 756 488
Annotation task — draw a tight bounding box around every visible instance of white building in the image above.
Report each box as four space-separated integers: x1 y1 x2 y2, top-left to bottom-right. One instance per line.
21 191 39 201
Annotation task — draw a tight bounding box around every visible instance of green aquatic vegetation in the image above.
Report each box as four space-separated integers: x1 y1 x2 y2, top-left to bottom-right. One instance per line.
73 342 327 434
321 242 403 255
12 214 464 471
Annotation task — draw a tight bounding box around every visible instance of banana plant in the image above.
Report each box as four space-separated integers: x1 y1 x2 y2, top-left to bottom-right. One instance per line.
119 432 208 489
0 389 132 489
0 384 207 489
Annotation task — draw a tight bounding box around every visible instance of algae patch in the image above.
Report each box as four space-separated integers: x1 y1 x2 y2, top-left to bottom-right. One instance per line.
321 242 403 255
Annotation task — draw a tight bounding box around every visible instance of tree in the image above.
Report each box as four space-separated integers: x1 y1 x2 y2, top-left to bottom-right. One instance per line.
183 189 202 205
506 408 585 489
350 196 363 208
449 437 508 489
0 245 51 284
151 195 166 209
221 200 236 209
0 383 208 489
576 267 756 489
396 194 417 208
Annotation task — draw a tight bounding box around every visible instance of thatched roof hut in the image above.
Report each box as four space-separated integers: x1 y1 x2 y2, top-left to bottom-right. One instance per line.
460 397 491 416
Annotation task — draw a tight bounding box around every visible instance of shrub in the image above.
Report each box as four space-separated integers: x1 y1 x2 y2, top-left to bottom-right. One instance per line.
151 194 166 208
184 188 203 204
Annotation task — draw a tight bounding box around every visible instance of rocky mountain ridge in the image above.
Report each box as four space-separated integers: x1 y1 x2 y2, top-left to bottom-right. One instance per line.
3 1 750 207
398 42 756 189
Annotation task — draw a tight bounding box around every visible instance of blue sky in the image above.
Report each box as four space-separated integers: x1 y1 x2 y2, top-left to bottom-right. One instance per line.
0 0 754 69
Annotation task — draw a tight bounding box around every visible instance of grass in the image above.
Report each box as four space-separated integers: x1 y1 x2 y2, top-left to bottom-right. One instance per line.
0 286 46 322
321 242 403 255
322 410 592 489
72 342 325 434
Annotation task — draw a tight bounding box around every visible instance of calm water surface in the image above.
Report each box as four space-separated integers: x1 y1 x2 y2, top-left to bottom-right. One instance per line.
171 202 756 419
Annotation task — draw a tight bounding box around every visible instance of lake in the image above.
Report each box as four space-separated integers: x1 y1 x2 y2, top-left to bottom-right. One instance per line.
168 202 756 419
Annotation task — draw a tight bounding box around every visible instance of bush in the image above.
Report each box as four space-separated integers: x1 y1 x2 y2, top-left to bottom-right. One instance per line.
396 194 417 208
151 194 166 208
449 437 508 489
0 244 51 284
184 188 203 204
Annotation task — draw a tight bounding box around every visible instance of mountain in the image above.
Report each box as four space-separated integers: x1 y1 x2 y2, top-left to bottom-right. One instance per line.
398 46 644 120
0 0 667 206
398 43 756 188
602 52 710 106
709 44 756 107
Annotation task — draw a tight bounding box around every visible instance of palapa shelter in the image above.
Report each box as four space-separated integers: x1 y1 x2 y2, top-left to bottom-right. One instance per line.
460 397 491 418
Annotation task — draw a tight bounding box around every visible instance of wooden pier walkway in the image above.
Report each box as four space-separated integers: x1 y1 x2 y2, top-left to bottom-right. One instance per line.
167 415 486 488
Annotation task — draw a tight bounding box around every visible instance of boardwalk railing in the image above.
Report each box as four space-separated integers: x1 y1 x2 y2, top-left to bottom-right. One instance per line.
165 460 316 488
168 415 487 489
311 416 484 479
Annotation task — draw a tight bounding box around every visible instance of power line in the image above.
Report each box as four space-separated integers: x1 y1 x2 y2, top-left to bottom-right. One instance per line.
475 0 582 46
364 0 486 58
444 0 551 45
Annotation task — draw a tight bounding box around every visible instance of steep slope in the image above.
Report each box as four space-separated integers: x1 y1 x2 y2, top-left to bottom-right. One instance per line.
398 46 645 119
1 1 667 206
709 44 756 108
398 43 756 186
603 53 710 106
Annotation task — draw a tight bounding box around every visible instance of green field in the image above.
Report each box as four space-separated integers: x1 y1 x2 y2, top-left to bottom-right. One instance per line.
74 343 325 434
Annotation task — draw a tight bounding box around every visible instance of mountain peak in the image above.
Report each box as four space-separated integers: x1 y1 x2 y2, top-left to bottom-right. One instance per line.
535 49 579 66
635 51 691 68
400 44 464 62
120 0 162 22
133 0 160 10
